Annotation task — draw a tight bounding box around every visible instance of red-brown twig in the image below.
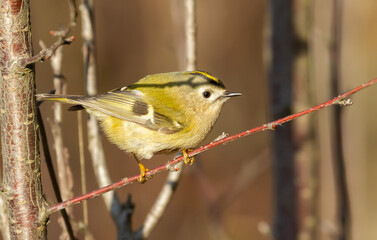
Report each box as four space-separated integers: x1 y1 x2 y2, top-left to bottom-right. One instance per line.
47 78 377 215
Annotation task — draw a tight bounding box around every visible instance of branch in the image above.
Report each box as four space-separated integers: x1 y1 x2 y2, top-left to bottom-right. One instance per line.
270 1 296 239
77 111 89 237
47 39 76 239
0 0 47 238
293 1 318 238
330 1 350 239
192 150 271 240
37 109 76 240
46 77 377 215
135 165 184 239
212 149 271 211
19 36 75 67
49 50 74 206
184 0 197 71
79 0 114 210
18 0 78 67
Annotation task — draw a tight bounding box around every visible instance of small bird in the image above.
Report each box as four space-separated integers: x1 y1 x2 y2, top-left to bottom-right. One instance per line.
37 71 241 182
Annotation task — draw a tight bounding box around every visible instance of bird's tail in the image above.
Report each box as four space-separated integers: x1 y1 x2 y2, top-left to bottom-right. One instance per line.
36 93 86 111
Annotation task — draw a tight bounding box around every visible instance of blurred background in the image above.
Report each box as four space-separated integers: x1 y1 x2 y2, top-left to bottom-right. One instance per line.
11 0 377 239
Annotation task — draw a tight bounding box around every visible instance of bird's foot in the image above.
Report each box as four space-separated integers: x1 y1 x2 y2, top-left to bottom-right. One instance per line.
137 162 152 183
182 149 195 166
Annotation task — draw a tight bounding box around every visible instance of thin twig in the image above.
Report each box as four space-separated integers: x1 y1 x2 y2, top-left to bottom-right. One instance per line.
18 0 77 67
66 0 78 35
184 0 197 71
37 109 76 240
47 77 377 215
19 36 75 67
77 111 89 238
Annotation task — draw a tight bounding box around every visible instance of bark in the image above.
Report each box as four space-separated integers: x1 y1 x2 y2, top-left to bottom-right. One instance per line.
0 0 47 239
269 0 297 239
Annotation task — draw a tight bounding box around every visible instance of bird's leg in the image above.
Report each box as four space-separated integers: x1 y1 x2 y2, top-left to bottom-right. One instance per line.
182 149 194 166
133 155 151 183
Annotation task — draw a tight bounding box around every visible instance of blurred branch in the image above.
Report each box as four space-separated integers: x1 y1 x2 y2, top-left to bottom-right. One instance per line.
215 149 271 210
184 0 197 71
294 1 318 239
19 0 77 67
79 0 114 210
136 165 183 239
76 221 95 240
51 0 78 38
47 43 77 240
47 77 377 215
111 194 135 240
193 149 271 240
170 0 185 69
330 0 350 239
269 0 297 239
78 110 89 239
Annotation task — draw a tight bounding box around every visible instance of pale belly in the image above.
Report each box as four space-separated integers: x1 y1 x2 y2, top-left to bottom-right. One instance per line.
99 116 208 160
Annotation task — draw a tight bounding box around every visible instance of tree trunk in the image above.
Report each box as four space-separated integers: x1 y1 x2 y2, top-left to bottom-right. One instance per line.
0 0 47 239
269 0 298 239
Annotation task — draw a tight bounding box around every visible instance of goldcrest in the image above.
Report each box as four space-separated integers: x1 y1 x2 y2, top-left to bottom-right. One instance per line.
37 71 241 182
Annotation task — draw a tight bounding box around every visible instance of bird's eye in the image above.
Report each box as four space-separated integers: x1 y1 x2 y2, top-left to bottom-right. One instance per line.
202 91 211 98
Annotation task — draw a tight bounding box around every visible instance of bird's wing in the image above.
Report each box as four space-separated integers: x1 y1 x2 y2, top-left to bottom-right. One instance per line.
72 88 183 134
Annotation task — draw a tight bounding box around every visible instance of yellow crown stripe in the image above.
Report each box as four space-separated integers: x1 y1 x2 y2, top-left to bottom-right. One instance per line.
189 71 220 84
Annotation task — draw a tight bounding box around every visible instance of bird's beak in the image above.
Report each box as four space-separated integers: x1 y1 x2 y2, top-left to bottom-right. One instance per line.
222 91 242 98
